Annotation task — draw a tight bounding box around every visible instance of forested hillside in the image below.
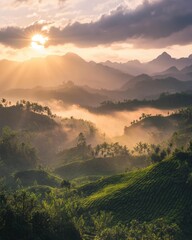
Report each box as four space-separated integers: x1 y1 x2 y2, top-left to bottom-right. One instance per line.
0 97 192 240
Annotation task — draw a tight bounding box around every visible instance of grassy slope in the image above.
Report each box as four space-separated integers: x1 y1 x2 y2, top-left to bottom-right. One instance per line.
15 170 62 187
54 156 147 180
80 157 192 238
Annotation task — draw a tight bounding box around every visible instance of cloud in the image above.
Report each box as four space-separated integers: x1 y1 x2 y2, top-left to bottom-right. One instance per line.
47 0 192 47
14 0 42 3
0 21 49 49
14 0 66 3
1 0 192 49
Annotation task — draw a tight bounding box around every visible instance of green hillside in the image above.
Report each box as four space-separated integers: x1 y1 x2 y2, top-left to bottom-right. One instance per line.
0 105 57 132
80 153 192 238
54 155 146 180
117 107 192 147
0 101 104 165
14 170 62 187
55 157 126 179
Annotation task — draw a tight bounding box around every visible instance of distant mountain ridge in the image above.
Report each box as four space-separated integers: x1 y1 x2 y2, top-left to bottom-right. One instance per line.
102 52 192 75
0 53 132 91
154 63 192 81
4 76 192 106
2 52 192 103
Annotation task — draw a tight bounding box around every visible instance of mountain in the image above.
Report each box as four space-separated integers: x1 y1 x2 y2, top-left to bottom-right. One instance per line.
103 59 145 75
150 51 192 71
121 76 192 99
154 64 192 81
147 52 173 70
121 74 153 89
181 65 192 75
5 75 192 107
157 66 180 75
102 52 192 75
0 53 132 91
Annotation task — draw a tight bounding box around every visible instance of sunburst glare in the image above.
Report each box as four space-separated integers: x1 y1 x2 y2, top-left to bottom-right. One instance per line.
31 34 48 51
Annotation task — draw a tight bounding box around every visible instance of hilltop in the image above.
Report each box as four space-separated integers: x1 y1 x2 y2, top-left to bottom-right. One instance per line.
0 100 104 165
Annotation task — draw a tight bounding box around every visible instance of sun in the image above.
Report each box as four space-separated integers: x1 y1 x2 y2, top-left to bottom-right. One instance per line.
31 34 48 51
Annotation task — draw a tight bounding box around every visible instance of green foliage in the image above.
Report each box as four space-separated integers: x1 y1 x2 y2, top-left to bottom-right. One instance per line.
96 93 192 113
0 98 11 108
1 98 192 240
125 219 180 240
0 189 81 240
55 156 133 180
0 127 38 170
95 224 128 240
78 151 192 239
1 143 192 240
92 211 114 233
133 142 150 155
77 132 87 148
57 141 130 168
60 179 71 189
94 219 180 240
94 142 129 158
61 117 101 145
72 176 102 187
16 100 54 118
133 142 172 163
57 143 93 165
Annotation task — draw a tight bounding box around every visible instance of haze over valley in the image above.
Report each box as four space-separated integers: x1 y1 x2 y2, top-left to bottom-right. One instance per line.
1 0 192 239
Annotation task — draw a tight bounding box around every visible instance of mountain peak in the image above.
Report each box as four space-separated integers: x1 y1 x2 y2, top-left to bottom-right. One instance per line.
163 66 179 73
64 52 85 62
157 52 172 60
134 74 152 81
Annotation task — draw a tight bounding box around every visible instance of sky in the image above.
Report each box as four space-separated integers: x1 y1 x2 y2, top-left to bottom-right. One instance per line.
0 0 192 62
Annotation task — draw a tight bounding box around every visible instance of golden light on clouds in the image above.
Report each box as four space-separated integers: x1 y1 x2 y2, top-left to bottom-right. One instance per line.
31 34 48 51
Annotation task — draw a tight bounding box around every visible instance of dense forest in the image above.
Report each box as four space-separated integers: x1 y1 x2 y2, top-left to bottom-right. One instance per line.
92 92 192 113
0 99 192 239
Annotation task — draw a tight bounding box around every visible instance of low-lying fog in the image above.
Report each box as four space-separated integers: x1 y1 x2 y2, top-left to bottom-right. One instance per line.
47 100 172 138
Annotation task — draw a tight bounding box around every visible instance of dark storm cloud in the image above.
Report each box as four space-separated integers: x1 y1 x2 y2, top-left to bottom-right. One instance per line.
1 0 192 48
47 0 192 47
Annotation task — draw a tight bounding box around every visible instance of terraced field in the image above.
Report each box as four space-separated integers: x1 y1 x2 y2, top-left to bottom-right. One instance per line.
80 157 192 237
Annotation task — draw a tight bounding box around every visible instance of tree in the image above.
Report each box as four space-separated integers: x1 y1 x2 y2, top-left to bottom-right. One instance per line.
0 127 38 170
77 133 86 148
93 142 129 158
61 179 71 190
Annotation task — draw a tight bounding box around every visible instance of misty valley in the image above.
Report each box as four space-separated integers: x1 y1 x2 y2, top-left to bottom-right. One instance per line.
0 51 192 240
